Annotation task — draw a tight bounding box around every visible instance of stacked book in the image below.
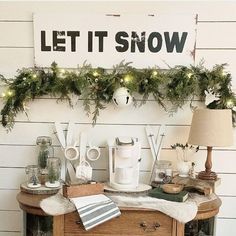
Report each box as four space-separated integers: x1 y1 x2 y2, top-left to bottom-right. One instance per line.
148 187 189 202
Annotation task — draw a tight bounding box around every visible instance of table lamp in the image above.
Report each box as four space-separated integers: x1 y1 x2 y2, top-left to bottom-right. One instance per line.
188 109 233 180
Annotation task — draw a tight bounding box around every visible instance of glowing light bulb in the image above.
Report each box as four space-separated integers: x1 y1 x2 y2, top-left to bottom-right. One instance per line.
124 74 133 83
1 92 6 97
187 72 193 78
7 91 13 96
226 99 234 108
152 70 158 77
93 71 99 77
60 69 65 74
222 70 227 76
32 74 37 79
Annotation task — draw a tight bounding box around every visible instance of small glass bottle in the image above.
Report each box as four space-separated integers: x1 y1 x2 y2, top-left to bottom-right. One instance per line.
36 136 53 173
25 165 41 188
45 157 61 188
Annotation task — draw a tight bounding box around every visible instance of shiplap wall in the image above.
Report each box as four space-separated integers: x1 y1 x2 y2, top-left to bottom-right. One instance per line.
0 1 236 235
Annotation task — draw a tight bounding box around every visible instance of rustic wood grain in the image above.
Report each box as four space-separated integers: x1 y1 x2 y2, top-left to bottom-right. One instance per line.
64 210 174 236
63 183 104 198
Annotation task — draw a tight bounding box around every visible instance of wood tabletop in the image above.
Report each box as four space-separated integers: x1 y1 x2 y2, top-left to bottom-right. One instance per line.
17 191 222 220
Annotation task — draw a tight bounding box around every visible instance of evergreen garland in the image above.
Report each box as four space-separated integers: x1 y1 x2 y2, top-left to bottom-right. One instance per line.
0 61 235 130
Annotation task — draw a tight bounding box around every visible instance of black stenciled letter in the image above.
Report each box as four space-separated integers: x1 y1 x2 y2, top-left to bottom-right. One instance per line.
53 31 66 51
67 31 80 52
148 32 162 53
164 32 188 53
115 31 129 52
88 31 93 52
95 31 108 52
131 32 145 53
41 31 51 51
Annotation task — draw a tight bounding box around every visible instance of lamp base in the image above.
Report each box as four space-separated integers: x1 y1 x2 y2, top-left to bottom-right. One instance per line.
198 171 217 181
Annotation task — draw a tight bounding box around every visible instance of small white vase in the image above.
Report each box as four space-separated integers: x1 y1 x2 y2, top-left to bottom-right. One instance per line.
177 161 190 177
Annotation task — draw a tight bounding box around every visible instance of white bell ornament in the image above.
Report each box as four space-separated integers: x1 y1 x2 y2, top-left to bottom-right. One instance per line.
112 87 133 108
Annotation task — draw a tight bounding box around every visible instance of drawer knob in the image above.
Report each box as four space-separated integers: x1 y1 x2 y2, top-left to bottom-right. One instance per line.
139 221 161 232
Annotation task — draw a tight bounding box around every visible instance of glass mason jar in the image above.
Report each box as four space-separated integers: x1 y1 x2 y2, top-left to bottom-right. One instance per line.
153 160 172 184
45 157 61 188
25 165 41 188
36 136 54 173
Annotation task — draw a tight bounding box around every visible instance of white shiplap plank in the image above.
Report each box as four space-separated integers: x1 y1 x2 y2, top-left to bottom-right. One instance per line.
0 146 38 167
0 190 20 211
1 122 235 150
218 197 236 218
0 168 25 189
0 22 33 47
0 48 33 77
197 22 236 49
0 2 236 22
2 99 203 125
3 144 236 175
215 218 236 236
0 211 22 232
216 174 236 196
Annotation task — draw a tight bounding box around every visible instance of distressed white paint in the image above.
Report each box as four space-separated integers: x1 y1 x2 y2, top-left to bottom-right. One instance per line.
0 1 236 235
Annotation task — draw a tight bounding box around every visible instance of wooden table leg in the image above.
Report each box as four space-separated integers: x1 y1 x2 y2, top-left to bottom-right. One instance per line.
53 215 64 236
176 221 185 236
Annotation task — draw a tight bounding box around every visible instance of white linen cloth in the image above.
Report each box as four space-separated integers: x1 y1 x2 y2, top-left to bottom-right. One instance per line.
40 193 217 224
108 194 197 223
70 194 121 230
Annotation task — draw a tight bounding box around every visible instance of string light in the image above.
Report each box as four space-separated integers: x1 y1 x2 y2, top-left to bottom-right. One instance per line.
7 90 13 96
226 99 234 108
187 72 193 78
152 70 158 77
93 70 99 77
32 74 37 79
1 92 6 98
222 70 227 76
60 69 65 74
123 74 134 83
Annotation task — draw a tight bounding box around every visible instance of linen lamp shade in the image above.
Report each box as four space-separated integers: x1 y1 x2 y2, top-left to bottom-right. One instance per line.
188 109 233 180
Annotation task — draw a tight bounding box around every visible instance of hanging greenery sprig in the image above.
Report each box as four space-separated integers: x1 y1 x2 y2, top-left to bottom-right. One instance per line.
0 61 236 130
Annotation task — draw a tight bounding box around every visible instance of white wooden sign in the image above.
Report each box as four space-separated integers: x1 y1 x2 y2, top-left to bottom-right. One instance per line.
33 14 197 68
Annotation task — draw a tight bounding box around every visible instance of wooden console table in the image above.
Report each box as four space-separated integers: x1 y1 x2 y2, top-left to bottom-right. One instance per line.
17 192 221 236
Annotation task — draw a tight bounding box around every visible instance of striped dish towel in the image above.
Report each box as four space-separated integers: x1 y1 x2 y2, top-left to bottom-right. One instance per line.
70 194 121 230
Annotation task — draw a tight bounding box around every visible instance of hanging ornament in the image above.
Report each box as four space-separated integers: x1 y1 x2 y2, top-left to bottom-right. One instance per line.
204 89 220 106
112 87 133 108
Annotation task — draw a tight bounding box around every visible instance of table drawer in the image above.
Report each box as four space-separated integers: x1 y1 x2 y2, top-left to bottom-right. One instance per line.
64 210 174 236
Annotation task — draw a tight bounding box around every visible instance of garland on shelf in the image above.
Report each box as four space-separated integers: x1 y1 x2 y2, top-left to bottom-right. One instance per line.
0 61 236 130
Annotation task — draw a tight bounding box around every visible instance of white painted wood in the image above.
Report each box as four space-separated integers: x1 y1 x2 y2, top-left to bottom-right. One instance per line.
0 2 236 21
216 174 236 196
218 197 236 218
0 168 25 189
0 99 203 125
197 22 236 48
0 22 33 47
0 146 38 167
0 48 33 77
0 211 22 231
215 218 236 236
0 190 19 211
